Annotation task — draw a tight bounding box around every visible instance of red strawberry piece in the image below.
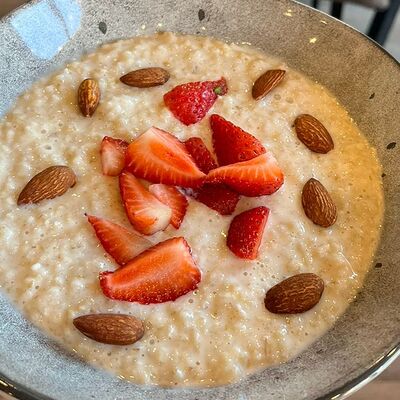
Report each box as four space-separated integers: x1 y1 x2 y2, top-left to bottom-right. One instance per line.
100 136 129 176
227 206 270 260
205 152 284 197
119 171 172 235
210 114 266 166
164 78 228 125
86 215 151 266
125 127 205 188
149 184 188 229
99 237 201 304
184 137 218 174
194 184 240 215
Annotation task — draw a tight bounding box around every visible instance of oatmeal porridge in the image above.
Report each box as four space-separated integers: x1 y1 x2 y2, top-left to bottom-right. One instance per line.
0 33 383 387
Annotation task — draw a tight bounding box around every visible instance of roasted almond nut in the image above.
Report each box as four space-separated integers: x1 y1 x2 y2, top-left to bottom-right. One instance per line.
302 178 337 227
73 314 144 345
78 78 100 117
17 165 76 205
252 69 286 100
120 67 170 88
294 114 334 153
265 273 324 314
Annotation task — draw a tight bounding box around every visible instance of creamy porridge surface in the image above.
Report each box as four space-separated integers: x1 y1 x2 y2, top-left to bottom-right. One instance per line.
0 33 383 387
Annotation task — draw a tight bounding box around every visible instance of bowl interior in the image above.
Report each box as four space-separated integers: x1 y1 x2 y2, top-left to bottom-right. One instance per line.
0 1 399 399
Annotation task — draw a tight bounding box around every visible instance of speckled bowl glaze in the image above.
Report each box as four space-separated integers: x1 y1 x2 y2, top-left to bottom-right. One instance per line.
0 0 399 399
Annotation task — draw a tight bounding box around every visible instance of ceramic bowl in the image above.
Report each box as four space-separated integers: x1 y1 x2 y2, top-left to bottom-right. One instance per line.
0 1 399 399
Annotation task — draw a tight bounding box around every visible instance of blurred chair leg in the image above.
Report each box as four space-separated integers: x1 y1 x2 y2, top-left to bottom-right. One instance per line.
331 1 344 19
368 0 400 45
312 0 319 8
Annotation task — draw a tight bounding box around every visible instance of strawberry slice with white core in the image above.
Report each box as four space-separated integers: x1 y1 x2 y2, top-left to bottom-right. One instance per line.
125 127 205 188
149 184 188 229
99 237 201 304
119 171 172 235
87 215 151 266
100 136 129 176
205 152 284 197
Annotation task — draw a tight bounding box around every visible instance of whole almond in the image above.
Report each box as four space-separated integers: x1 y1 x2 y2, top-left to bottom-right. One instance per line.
252 69 286 100
78 78 100 117
73 314 144 345
265 273 324 314
302 178 337 227
17 165 76 205
120 67 170 88
294 114 334 153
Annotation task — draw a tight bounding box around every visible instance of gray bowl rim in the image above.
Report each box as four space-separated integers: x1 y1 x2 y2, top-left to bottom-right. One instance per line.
0 0 399 399
0 344 399 400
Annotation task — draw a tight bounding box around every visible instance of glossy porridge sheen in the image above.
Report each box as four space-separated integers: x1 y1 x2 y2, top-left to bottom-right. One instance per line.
0 33 383 387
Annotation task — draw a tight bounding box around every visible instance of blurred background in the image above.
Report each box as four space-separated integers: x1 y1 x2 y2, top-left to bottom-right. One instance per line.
300 0 399 59
0 1 399 400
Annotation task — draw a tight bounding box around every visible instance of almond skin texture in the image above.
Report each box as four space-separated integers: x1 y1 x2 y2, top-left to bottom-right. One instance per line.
73 314 144 345
17 166 76 205
78 78 100 117
252 69 286 100
302 178 337 227
294 114 334 153
120 67 170 88
265 273 324 314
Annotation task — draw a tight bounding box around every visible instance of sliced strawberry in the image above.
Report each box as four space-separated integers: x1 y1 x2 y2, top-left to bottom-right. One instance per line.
227 206 270 259
149 184 188 229
125 127 205 188
86 215 151 266
99 237 201 304
100 136 129 176
205 152 284 197
210 114 266 166
164 78 228 125
184 137 218 174
119 171 172 235
194 184 240 215
184 137 241 214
